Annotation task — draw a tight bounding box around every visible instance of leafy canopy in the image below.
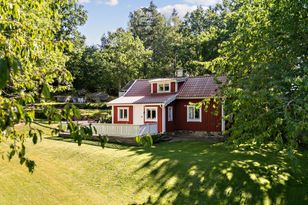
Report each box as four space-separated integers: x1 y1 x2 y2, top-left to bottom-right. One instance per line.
0 0 103 172
213 0 307 148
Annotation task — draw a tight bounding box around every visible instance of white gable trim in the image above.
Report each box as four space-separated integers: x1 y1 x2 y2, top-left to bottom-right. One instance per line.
123 80 137 97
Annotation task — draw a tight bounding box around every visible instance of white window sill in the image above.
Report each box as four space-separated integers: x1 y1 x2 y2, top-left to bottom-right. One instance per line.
145 119 157 122
187 119 202 122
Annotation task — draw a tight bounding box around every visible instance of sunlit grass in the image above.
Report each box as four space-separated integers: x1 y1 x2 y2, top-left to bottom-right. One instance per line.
0 125 307 205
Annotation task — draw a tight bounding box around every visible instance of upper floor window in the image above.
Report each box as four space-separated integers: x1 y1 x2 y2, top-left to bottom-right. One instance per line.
118 107 129 121
187 105 202 122
158 83 170 93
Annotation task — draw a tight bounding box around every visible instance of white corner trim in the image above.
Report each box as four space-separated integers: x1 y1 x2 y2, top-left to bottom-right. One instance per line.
162 106 166 132
111 105 114 124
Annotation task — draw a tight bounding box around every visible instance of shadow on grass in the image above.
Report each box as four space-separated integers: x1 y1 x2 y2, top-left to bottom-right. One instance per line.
46 136 133 150
128 141 308 205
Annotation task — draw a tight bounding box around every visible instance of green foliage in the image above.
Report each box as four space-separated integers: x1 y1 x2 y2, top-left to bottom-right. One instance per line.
99 134 109 148
128 2 183 78
213 0 308 148
0 0 102 172
135 134 153 148
0 58 9 89
178 1 238 76
100 29 152 91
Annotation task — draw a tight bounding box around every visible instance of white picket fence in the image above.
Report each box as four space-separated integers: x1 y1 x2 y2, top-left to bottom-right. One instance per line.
61 122 158 138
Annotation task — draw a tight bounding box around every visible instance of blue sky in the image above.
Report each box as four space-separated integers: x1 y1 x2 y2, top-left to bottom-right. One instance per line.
78 0 221 45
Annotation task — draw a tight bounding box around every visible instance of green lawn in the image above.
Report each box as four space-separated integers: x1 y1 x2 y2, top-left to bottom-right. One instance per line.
0 126 307 205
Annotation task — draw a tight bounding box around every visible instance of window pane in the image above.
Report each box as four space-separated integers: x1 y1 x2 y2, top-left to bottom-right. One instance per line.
165 84 170 91
152 109 156 119
195 108 200 119
147 109 151 119
159 84 164 91
119 109 123 119
124 109 127 118
188 107 194 119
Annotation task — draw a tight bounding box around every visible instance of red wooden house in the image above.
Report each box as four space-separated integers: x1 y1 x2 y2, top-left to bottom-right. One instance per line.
107 76 226 135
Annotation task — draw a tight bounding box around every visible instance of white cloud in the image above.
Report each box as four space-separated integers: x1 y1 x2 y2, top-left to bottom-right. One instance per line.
105 0 118 6
78 0 119 6
159 4 199 19
183 0 221 6
78 0 91 4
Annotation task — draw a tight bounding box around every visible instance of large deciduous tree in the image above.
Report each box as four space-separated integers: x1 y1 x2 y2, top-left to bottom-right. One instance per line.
0 0 98 172
214 0 307 148
101 28 152 92
179 1 238 76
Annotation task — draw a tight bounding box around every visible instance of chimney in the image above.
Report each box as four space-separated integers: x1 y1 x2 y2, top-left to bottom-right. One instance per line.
176 68 184 77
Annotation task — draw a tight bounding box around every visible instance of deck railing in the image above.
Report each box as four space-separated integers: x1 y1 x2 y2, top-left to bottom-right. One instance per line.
61 122 158 138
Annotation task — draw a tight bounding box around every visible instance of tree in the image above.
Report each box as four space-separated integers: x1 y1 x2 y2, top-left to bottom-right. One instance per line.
100 28 152 92
55 0 87 43
67 45 101 92
213 0 307 148
178 1 238 76
181 6 214 36
129 2 183 78
129 1 166 50
0 0 100 172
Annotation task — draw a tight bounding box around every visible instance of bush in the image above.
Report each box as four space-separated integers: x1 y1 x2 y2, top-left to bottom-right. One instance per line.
151 134 163 143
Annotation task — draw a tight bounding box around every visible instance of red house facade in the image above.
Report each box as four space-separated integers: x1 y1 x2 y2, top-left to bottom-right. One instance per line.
107 76 226 134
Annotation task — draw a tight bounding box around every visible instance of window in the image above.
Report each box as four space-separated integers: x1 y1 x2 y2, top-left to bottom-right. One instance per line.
168 106 173 121
118 108 128 121
158 83 170 93
145 107 157 121
187 105 202 122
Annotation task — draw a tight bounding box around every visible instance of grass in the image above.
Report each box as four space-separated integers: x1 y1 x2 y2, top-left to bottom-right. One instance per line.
0 124 307 205
79 109 110 117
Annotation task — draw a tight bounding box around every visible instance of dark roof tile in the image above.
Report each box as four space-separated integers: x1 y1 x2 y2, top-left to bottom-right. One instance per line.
177 76 226 98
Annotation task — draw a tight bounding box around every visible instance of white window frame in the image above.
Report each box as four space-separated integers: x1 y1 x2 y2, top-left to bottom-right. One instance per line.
168 106 173 122
157 82 171 93
118 107 129 121
187 105 202 122
145 107 158 122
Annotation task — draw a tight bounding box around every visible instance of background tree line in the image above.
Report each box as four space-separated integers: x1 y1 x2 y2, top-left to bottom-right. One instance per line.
67 1 234 95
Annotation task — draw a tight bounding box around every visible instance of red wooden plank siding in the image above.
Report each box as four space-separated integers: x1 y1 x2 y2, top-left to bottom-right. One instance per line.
152 83 157 94
172 99 221 132
144 105 162 133
113 106 133 124
171 82 176 92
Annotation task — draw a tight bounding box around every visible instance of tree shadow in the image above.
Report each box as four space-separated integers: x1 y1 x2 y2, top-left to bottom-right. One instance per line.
128 141 308 205
46 136 133 150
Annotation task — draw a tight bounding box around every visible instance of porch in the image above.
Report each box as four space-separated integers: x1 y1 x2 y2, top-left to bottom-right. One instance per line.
91 123 158 137
61 121 158 138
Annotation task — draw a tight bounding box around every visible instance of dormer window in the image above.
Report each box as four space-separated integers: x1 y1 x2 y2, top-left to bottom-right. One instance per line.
150 78 177 94
158 83 170 93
